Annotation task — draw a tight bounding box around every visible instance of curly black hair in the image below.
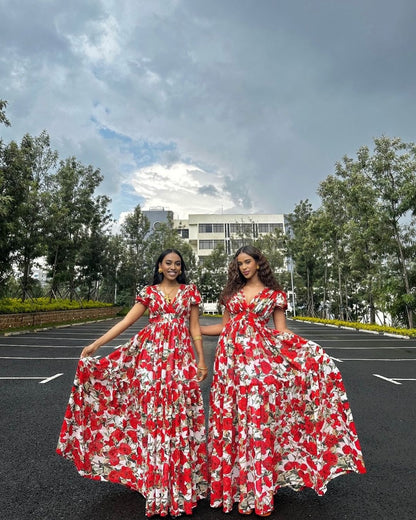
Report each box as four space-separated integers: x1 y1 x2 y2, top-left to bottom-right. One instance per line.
219 245 281 305
152 249 187 285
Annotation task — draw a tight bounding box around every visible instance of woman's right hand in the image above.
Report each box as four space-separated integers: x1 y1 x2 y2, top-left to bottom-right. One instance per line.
80 344 99 358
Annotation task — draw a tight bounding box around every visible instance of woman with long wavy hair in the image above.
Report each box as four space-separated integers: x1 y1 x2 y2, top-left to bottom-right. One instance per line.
201 245 365 516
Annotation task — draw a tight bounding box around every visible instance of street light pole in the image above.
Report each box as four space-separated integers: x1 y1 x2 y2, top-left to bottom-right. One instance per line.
288 257 296 317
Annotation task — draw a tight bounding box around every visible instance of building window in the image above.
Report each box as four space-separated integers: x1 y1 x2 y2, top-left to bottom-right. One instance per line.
199 239 224 250
199 224 212 233
258 223 284 233
199 223 224 233
199 240 214 249
229 223 253 235
176 228 189 239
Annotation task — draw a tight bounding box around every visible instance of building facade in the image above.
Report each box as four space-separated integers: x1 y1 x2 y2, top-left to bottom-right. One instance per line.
173 213 287 263
143 208 174 234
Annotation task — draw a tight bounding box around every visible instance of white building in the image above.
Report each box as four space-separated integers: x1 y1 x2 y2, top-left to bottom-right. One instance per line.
173 213 287 263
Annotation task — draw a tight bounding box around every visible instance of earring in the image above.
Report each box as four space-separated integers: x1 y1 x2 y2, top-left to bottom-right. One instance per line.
256 265 259 270
158 268 163 273
179 270 182 275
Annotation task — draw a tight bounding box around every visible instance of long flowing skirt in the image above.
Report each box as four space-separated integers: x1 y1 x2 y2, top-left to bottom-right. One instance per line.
208 332 366 515
57 335 208 517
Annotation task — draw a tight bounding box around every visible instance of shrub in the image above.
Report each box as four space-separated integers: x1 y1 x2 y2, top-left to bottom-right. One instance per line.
0 298 113 314
292 316 416 337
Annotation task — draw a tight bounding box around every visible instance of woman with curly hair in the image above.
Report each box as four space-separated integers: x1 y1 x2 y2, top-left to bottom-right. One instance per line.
201 245 365 517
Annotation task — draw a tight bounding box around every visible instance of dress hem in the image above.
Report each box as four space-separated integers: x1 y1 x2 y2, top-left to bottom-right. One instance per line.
56 449 209 517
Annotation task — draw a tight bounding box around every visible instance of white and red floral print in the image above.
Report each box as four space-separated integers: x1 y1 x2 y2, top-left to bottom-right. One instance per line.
57 284 208 517
208 288 365 516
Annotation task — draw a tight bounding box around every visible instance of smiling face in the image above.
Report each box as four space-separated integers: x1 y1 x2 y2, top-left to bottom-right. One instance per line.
159 252 182 282
237 252 259 281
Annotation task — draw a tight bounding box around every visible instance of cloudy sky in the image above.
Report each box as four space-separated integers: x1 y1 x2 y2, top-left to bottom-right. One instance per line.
1 0 416 222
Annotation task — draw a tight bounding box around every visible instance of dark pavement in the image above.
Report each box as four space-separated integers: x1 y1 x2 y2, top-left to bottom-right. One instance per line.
0 317 415 520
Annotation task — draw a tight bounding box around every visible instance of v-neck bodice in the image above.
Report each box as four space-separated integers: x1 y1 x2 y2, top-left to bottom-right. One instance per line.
239 287 267 306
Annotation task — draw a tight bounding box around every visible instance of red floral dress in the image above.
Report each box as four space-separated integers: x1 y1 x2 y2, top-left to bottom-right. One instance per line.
57 284 208 517
208 288 366 516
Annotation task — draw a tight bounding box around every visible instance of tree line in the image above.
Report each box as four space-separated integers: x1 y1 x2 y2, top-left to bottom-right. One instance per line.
0 101 195 305
286 136 416 328
1 100 416 327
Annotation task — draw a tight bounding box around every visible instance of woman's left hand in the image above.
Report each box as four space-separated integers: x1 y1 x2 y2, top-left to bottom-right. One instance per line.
196 364 208 382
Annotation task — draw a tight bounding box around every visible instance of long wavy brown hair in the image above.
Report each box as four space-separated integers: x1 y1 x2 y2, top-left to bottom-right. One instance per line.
219 245 281 305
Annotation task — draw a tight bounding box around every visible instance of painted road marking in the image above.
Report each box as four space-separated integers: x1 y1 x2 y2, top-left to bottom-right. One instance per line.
340 358 416 361
0 344 114 348
39 373 64 384
0 356 79 360
373 374 402 385
322 346 416 349
373 374 416 385
0 373 64 384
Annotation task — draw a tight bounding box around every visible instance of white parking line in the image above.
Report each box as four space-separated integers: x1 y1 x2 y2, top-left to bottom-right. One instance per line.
373 374 402 385
323 346 416 349
340 358 416 361
0 344 114 348
0 356 79 360
373 374 416 385
4 344 414 350
0 377 45 379
39 373 64 384
0 373 64 384
314 342 415 348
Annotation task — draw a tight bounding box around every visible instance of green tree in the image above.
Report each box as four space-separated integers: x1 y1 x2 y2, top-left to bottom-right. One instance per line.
44 157 106 300
120 205 150 302
0 132 58 298
285 201 324 317
323 151 386 322
254 228 285 273
368 136 416 327
77 195 112 300
99 234 129 304
0 99 12 219
0 141 20 285
13 132 58 299
322 136 416 327
195 243 228 305
0 99 10 128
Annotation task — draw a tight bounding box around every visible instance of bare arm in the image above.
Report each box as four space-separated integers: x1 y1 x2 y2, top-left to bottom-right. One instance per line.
80 302 147 358
273 307 294 334
200 309 230 336
189 304 208 382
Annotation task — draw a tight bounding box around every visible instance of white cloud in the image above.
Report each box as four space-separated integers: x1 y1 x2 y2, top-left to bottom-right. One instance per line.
129 162 236 219
65 15 121 64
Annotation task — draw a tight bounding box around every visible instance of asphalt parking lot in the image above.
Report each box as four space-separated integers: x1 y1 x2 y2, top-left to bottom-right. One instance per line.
0 317 415 520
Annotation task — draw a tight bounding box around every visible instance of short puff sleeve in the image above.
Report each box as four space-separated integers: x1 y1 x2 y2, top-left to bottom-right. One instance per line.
188 283 202 306
274 290 288 311
135 285 151 307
